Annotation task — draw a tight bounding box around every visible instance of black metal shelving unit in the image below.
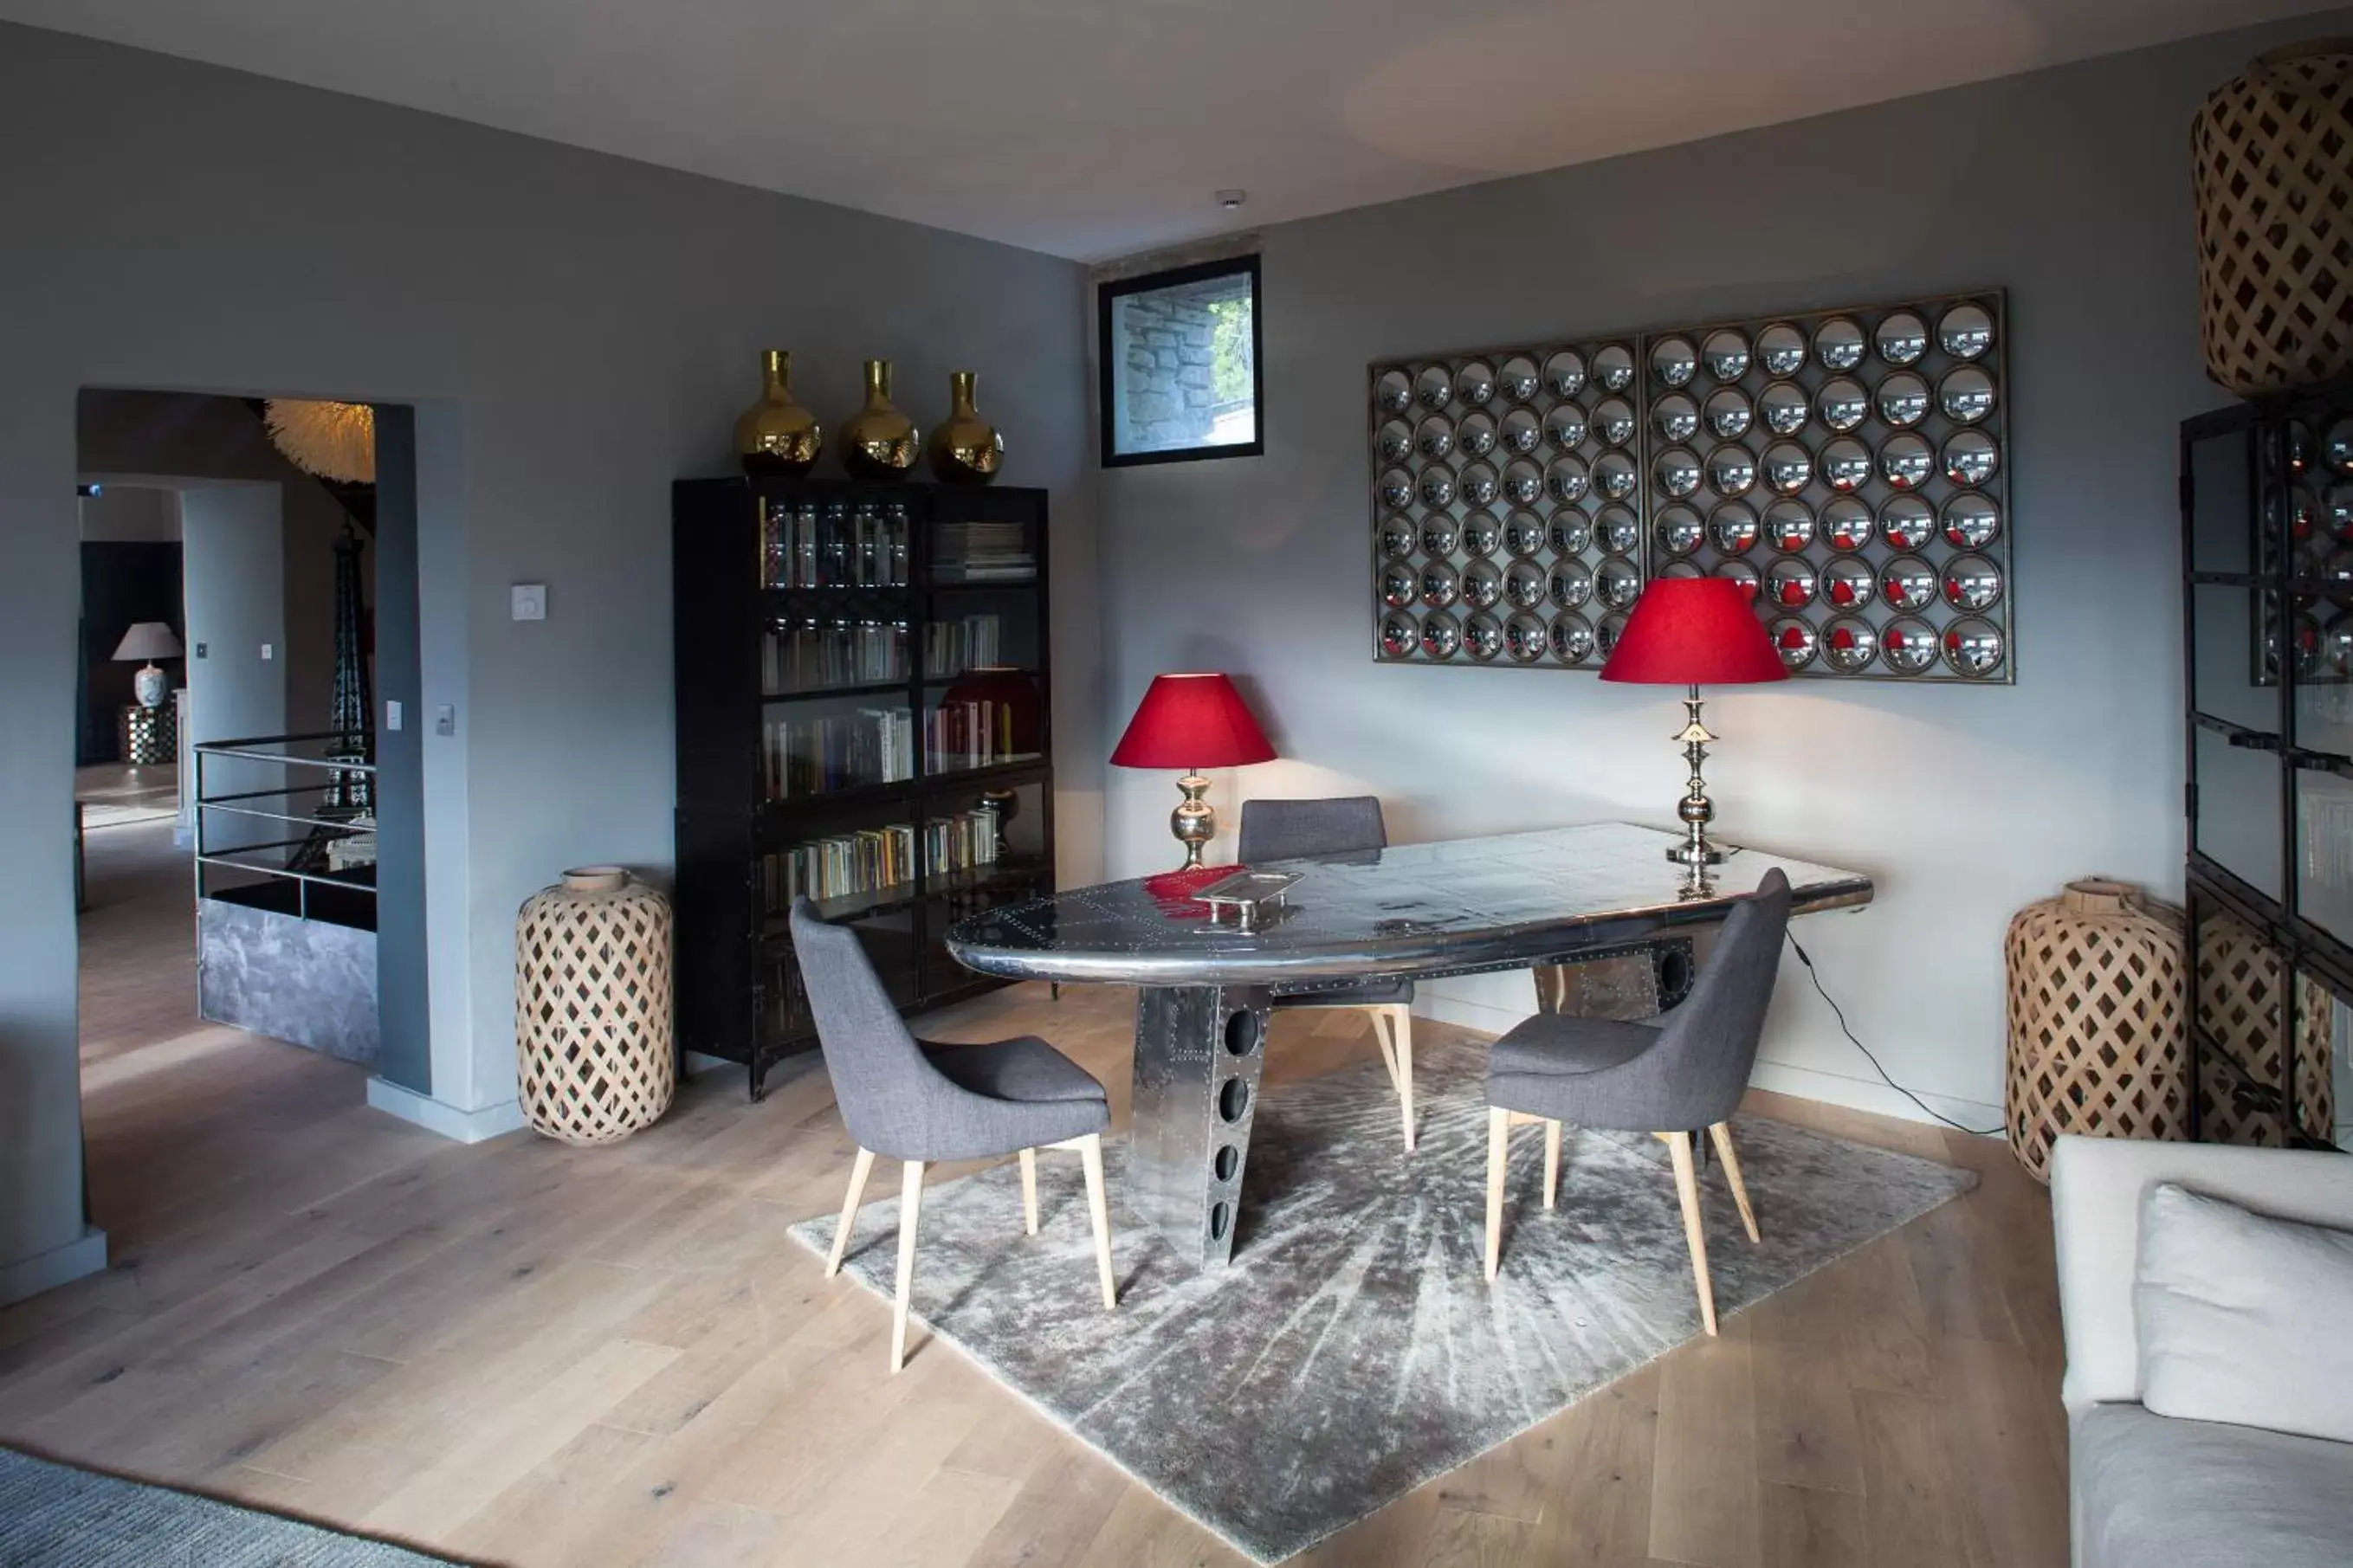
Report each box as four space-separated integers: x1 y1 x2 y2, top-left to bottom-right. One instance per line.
2181 379 2353 1150
673 476 1055 1099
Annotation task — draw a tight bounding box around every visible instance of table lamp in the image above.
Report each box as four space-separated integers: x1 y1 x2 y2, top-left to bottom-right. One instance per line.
1109 673 1276 869
1600 578 1786 881
113 622 184 708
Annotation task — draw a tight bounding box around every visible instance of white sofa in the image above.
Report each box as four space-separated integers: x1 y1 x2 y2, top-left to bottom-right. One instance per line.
2051 1134 2353 1568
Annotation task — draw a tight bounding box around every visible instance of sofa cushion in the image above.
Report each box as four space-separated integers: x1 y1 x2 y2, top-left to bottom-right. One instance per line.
2136 1182 2353 1444
2075 1404 2353 1568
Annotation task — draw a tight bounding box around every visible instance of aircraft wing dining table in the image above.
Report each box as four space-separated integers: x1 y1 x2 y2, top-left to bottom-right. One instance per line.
945 821 1874 1270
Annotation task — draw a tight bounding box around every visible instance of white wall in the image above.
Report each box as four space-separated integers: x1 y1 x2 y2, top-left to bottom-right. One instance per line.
0 19 1098 1297
178 484 287 751
178 483 288 849
1096 13 2351 1129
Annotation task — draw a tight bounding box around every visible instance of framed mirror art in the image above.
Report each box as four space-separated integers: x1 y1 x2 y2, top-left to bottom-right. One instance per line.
1368 289 2014 682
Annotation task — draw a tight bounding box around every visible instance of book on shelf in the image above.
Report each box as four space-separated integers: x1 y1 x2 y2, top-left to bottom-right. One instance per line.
764 616 908 693
760 810 1006 914
924 698 1022 773
760 499 912 590
762 707 913 800
922 613 1002 678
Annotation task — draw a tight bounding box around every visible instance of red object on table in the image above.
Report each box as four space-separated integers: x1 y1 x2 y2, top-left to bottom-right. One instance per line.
1600 578 1787 686
1109 673 1277 769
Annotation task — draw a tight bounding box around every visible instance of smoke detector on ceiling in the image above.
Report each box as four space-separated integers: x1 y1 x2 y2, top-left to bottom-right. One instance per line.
1216 189 1246 211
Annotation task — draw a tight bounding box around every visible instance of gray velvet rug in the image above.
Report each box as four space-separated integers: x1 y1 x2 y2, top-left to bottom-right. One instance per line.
0 1446 463 1565
790 1038 1975 1564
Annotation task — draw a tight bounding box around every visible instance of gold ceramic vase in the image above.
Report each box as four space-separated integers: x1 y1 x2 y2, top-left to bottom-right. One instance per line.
840 359 921 481
734 350 821 478
927 370 1005 485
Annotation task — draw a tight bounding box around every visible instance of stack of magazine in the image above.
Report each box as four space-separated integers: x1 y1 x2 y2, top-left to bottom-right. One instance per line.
934 521 1033 583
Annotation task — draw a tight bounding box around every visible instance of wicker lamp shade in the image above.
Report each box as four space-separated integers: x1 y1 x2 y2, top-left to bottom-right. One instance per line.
2191 40 2353 396
2195 909 2336 1147
2003 880 2188 1184
516 867 675 1145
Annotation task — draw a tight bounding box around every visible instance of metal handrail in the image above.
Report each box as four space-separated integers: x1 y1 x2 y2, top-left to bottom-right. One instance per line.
192 734 377 924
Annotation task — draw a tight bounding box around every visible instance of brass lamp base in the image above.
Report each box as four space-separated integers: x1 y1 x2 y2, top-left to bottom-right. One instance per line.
1170 771 1216 869
1664 684 1740 898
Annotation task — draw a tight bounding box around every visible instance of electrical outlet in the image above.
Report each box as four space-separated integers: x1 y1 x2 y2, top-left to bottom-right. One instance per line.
261 642 274 661
435 705 456 737
511 584 547 622
193 642 208 659
385 700 403 732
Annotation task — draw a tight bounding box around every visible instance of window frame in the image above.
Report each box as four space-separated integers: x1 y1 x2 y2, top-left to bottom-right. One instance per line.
1097 254 1265 468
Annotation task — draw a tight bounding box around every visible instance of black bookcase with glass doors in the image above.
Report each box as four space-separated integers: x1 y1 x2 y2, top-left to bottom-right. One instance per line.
672 477 1055 1100
2181 380 2353 1150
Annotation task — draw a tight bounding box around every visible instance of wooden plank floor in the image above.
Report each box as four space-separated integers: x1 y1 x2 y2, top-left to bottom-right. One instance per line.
4 820 2069 1566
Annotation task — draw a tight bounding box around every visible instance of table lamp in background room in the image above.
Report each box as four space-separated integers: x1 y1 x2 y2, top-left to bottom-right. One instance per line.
1599 578 1786 894
1109 673 1276 870
113 621 184 708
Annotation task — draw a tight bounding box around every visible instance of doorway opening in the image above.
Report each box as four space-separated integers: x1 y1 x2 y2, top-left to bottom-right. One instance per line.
74 389 425 1255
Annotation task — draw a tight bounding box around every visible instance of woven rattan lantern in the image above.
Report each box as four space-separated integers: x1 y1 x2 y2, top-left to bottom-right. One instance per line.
516 867 675 1145
2004 880 2188 1183
2195 909 2337 1146
2191 40 2353 396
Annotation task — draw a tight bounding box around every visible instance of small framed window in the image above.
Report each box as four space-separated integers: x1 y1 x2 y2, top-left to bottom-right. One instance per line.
1099 255 1263 466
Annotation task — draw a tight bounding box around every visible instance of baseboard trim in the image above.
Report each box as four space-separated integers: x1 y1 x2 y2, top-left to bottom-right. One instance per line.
1412 993 2003 1136
365 1077 529 1143
0 1224 108 1307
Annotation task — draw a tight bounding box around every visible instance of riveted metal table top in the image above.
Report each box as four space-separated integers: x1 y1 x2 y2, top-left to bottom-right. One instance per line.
946 822 1872 987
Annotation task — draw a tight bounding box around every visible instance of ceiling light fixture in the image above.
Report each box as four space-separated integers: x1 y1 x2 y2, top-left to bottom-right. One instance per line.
1216 189 1246 210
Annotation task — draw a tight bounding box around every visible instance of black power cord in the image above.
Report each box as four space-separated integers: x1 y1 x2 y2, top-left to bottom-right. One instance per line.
1784 932 2002 1138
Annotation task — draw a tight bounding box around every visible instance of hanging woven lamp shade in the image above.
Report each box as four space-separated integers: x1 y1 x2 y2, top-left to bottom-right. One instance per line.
515 867 675 1145
2190 40 2353 396
2003 880 2188 1184
263 399 377 483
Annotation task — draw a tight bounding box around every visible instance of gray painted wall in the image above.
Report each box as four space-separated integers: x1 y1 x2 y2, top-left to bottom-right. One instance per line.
372 406 430 1095
1096 14 2345 1125
76 486 178 543
0 20 1098 1291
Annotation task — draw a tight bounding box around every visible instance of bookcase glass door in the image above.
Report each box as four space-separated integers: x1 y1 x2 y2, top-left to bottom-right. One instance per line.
920 776 1050 998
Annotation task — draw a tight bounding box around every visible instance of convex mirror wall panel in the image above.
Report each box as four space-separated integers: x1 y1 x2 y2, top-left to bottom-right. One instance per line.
1370 290 2013 682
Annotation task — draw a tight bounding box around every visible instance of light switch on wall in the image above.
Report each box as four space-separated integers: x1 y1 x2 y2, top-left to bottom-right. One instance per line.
435 704 456 737
511 584 547 622
261 642 274 661
385 700 403 732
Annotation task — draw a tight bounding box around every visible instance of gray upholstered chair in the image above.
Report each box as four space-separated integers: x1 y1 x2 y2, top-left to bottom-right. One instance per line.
791 899 1117 1371
1238 796 1419 1152
1481 868 1792 1334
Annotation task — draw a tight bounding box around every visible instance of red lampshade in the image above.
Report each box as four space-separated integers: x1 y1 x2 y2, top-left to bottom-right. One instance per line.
1109 673 1277 770
1600 578 1787 687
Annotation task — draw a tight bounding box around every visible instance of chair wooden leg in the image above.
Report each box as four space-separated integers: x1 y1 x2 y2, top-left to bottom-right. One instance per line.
1018 1147 1039 1236
1393 1008 1416 1153
1709 1122 1760 1243
1484 1107 1509 1281
890 1158 926 1372
824 1147 876 1278
1542 1120 1562 1210
1076 1132 1116 1309
1666 1132 1717 1336
1368 1009 1401 1093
